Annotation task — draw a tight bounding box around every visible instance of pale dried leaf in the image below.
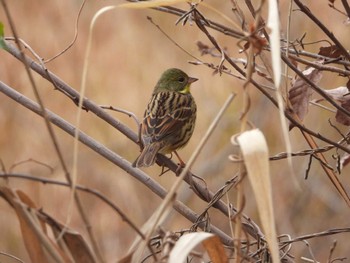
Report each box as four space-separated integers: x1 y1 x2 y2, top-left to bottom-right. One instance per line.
289 67 322 127
320 86 350 125
168 232 214 263
340 152 350 170
126 204 171 263
237 130 280 263
324 86 349 103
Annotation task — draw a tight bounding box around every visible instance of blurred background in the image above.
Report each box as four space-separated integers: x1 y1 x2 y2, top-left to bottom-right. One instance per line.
1 0 350 261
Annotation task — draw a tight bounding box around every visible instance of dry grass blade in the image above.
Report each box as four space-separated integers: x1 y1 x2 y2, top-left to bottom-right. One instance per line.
267 0 298 188
119 0 189 9
267 0 281 87
237 129 280 263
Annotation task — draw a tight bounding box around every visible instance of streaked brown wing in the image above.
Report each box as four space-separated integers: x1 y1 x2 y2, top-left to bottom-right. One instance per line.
141 92 193 145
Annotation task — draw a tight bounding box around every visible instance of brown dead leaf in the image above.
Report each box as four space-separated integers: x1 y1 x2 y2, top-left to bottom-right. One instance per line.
336 100 350 125
241 23 267 55
0 187 51 263
62 230 96 263
202 236 228 263
16 189 47 233
0 187 94 262
319 45 343 58
38 211 96 263
289 67 322 129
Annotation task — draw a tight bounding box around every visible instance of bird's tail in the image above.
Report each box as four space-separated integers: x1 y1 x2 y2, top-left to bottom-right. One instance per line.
132 143 161 167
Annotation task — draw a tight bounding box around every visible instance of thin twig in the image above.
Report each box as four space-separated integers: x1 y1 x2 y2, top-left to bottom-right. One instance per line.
100 105 140 127
287 53 350 76
0 251 24 263
293 0 350 61
9 159 54 174
44 0 86 63
280 228 350 245
270 145 335 161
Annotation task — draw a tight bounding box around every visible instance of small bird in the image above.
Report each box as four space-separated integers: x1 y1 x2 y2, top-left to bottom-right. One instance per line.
133 68 198 168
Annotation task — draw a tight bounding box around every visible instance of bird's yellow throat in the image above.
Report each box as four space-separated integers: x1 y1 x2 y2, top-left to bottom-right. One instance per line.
179 84 191 94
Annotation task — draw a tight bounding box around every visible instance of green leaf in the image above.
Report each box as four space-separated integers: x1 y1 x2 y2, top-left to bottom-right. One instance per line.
0 22 7 50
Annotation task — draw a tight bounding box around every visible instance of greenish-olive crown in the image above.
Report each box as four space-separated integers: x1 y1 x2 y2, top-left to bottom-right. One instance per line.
154 68 192 93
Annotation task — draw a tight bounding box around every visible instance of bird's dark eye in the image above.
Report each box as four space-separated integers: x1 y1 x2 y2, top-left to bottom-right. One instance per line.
178 77 185 83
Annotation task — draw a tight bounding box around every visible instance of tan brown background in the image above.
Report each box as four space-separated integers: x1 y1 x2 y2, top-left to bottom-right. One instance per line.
1 0 350 261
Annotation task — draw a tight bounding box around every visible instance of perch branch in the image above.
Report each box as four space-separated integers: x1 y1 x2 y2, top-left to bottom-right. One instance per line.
0 80 235 246
2 41 266 241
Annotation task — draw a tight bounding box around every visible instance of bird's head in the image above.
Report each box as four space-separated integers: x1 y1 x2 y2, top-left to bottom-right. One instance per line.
154 68 198 94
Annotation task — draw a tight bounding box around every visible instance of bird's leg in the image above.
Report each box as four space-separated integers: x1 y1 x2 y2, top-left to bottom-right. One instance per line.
174 151 186 167
174 151 186 175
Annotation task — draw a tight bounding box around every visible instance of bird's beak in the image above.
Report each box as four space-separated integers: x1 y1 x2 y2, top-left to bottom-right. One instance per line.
188 77 198 84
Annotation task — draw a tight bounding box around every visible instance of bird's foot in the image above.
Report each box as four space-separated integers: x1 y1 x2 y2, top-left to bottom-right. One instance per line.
175 162 186 176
